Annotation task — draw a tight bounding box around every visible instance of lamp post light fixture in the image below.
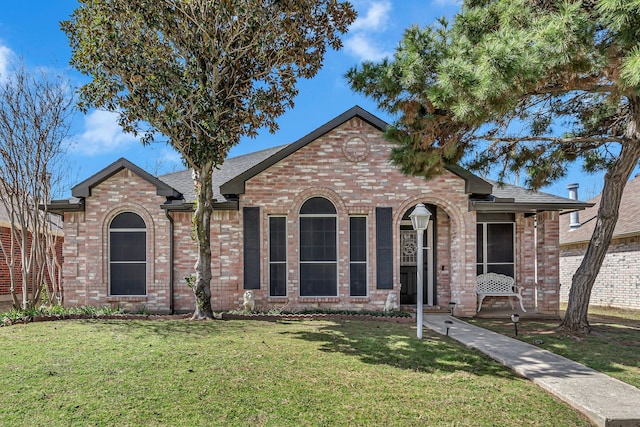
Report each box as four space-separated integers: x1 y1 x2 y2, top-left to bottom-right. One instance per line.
510 313 520 337
444 319 454 336
409 203 432 339
448 302 456 317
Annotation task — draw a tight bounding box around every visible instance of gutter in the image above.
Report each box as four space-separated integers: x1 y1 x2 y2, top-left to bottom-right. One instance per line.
164 209 175 315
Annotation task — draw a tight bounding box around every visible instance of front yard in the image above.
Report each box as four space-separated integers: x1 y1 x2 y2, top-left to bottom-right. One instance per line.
470 306 640 389
0 318 590 426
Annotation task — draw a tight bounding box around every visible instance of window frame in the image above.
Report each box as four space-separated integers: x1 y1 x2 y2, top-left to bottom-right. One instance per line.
298 197 338 297
349 215 368 297
109 212 147 296
476 221 515 277
268 216 287 297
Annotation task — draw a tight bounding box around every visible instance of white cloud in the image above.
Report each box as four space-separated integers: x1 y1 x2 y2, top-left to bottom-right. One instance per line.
0 44 15 82
72 110 139 155
344 1 393 62
344 33 393 62
350 1 391 32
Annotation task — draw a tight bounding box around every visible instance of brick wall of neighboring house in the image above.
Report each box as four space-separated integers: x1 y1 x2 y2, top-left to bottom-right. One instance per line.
0 224 63 301
63 168 172 313
560 235 640 309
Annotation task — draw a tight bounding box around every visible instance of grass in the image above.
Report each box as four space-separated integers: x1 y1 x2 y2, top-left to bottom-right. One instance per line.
469 306 640 389
0 318 590 426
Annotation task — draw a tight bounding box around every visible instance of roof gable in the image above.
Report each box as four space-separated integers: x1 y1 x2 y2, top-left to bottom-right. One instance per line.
220 106 493 197
220 106 386 196
72 158 182 198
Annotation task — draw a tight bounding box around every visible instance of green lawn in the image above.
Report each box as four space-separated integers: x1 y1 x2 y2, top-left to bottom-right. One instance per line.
470 306 640 389
0 318 590 426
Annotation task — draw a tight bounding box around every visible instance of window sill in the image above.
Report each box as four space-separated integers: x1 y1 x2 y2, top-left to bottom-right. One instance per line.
107 296 147 302
298 297 340 303
267 297 289 303
348 297 370 303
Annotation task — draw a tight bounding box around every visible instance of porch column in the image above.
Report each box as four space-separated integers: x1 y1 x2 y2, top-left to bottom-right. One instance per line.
450 210 477 317
536 211 560 315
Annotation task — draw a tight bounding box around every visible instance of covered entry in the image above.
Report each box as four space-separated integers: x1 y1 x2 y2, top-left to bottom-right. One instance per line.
399 205 436 305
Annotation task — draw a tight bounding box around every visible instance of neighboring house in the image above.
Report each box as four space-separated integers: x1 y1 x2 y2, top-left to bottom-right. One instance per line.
560 177 640 309
0 200 64 303
48 107 588 316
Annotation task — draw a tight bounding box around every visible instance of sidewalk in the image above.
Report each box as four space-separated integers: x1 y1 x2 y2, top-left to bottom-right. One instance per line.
423 314 640 427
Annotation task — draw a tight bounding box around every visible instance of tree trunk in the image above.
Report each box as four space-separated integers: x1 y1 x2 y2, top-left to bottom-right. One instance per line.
561 97 640 333
191 163 215 320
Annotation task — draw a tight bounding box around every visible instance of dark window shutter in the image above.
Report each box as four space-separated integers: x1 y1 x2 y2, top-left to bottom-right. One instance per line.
376 207 393 289
243 207 260 289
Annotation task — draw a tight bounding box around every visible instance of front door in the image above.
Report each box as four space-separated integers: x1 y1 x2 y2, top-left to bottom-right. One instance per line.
400 220 435 305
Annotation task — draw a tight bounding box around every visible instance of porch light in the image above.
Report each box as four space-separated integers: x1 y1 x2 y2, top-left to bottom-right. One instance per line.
444 319 454 336
511 313 520 337
409 203 432 339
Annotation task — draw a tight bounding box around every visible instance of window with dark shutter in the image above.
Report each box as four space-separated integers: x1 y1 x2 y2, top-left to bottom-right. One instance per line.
376 207 393 289
243 207 260 289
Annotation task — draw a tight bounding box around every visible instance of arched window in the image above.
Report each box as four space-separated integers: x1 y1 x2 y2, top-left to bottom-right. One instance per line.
109 212 146 295
299 197 337 296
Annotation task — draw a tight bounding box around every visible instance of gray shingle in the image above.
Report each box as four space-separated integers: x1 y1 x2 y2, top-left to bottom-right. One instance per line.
159 144 287 203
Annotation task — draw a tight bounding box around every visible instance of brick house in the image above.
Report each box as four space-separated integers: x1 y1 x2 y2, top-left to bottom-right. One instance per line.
0 202 64 304
48 107 587 316
560 177 640 310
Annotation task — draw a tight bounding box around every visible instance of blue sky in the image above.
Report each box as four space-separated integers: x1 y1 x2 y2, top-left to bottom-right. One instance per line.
0 0 610 201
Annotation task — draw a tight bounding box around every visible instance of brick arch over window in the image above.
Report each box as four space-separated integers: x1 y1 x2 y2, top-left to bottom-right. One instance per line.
289 187 346 217
101 205 156 295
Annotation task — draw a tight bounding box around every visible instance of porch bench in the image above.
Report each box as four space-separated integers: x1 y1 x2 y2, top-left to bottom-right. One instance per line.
476 273 526 312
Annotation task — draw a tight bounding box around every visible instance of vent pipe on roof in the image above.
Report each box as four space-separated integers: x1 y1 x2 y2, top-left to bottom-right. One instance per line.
567 183 580 229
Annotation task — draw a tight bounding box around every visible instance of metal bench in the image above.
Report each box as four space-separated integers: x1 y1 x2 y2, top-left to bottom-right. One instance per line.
476 272 526 312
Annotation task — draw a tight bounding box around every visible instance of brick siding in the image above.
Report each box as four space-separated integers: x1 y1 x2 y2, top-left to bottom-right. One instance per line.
62 117 560 316
560 235 640 309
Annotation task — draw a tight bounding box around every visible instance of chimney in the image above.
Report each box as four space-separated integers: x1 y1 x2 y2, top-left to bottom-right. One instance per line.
567 183 580 229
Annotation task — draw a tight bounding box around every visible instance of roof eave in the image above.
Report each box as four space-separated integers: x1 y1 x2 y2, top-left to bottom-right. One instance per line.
72 158 182 198
471 201 593 213
43 199 85 214
444 164 493 194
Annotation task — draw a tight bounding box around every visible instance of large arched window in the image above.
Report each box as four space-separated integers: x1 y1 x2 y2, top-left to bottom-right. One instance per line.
299 197 337 296
109 212 146 296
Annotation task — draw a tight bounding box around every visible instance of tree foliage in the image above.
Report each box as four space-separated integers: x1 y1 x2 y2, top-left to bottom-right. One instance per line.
62 0 356 319
347 0 640 333
0 61 73 310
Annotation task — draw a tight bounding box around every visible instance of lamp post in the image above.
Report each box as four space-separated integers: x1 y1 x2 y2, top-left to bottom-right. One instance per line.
409 203 432 339
511 313 520 336
444 319 453 336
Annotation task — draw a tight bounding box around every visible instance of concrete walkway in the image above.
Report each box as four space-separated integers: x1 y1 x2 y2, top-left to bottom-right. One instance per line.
423 314 640 427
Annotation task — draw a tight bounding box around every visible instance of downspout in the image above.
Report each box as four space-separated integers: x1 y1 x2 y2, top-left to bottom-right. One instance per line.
165 209 175 314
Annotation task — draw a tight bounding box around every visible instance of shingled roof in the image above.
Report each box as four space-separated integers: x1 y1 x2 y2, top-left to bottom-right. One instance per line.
158 144 287 203
560 175 640 245
48 107 592 215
